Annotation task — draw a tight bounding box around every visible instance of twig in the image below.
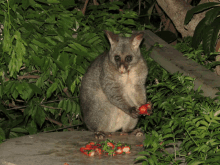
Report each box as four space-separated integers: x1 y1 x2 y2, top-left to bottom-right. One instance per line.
155 3 167 30
6 106 27 110
41 105 62 110
63 87 72 98
41 97 46 104
17 75 40 80
43 124 82 133
81 0 89 15
20 66 26 71
45 117 75 131
139 0 141 15
4 96 79 111
93 0 99 5
23 70 40 76
15 99 25 102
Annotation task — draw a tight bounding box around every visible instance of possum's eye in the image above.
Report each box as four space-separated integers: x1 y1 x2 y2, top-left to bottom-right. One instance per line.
114 55 121 62
125 55 132 62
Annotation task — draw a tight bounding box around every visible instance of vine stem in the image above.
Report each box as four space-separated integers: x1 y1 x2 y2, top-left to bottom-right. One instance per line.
185 129 199 146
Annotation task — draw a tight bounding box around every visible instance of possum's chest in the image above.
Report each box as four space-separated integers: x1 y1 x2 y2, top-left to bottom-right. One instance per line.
118 70 138 100
119 70 138 86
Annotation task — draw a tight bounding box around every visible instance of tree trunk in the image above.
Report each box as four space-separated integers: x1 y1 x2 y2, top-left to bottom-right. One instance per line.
156 0 219 37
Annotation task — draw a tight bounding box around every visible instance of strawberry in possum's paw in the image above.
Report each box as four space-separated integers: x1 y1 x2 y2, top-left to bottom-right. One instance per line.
138 105 149 115
138 102 153 115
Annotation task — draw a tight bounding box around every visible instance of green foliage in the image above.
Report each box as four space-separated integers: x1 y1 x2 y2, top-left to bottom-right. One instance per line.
85 1 144 33
0 0 143 143
174 37 220 71
136 45 220 164
184 2 220 55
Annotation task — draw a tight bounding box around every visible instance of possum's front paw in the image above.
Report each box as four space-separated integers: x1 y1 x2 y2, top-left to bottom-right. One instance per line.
129 107 140 119
94 132 112 139
94 131 106 139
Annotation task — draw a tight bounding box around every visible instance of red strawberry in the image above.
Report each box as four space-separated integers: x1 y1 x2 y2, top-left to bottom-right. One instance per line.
139 104 151 115
88 142 95 145
80 143 104 156
85 144 93 149
88 150 95 156
122 146 130 153
96 143 101 147
116 147 123 154
139 105 148 114
95 148 102 155
117 146 122 150
80 147 86 152
80 147 89 155
107 142 115 149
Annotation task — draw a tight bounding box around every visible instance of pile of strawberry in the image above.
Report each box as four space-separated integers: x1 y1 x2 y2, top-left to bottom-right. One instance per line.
80 139 131 156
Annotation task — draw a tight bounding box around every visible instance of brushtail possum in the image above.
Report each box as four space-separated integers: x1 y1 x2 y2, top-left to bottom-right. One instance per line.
80 31 148 138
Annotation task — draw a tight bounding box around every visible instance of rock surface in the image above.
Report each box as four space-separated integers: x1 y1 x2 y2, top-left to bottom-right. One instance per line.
0 131 186 165
0 131 146 165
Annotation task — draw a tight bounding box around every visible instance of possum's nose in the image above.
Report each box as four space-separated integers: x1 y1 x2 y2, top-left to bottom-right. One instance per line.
119 64 126 74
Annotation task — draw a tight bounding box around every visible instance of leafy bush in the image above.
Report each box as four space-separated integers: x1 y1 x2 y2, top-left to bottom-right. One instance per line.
136 46 220 165
174 37 220 71
0 0 143 142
